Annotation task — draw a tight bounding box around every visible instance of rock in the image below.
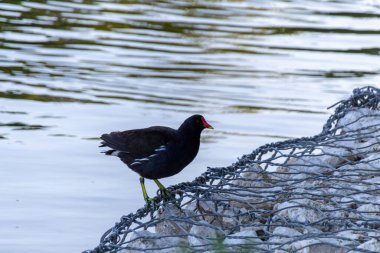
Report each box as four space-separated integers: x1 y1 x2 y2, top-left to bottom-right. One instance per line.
368 231 380 238
336 230 365 246
354 239 380 252
317 145 354 170
302 226 323 235
239 222 268 240
273 226 302 237
182 201 197 213
274 198 348 231
341 194 380 209
269 227 302 253
188 221 223 248
292 178 334 199
123 230 187 253
228 164 277 210
357 204 380 223
227 187 278 211
275 146 351 179
270 228 347 253
195 193 259 233
288 238 346 253
231 164 268 188
337 153 380 179
364 176 380 185
195 196 227 230
353 136 380 155
274 199 324 224
337 108 380 136
223 230 267 252
155 203 194 235
275 158 292 177
220 207 251 230
224 230 259 244
335 108 380 158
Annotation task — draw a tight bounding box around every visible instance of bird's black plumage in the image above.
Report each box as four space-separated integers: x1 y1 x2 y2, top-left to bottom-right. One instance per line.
100 114 213 180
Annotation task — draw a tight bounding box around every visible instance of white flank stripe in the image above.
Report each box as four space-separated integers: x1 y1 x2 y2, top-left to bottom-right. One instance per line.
154 145 166 152
136 158 149 162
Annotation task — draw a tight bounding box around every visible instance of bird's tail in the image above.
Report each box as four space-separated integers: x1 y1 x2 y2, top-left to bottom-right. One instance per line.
101 149 119 156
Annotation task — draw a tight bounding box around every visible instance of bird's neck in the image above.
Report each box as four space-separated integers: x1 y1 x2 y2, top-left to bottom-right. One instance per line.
178 125 201 151
178 124 202 139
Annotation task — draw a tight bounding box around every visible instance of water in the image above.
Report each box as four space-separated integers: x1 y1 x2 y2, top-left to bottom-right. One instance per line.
1 0 380 252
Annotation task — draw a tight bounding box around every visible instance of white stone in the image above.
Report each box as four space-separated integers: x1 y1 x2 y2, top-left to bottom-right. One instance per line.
228 165 277 210
368 231 380 238
364 176 380 184
273 227 302 237
188 221 223 248
341 194 380 207
194 194 226 227
223 230 267 251
270 227 302 252
123 230 187 253
354 239 380 252
329 107 380 157
302 226 322 234
337 154 380 177
273 226 302 237
353 136 380 155
223 230 258 245
228 188 279 210
275 199 324 224
271 229 346 253
357 204 380 220
221 207 250 230
289 238 346 253
155 203 194 235
336 230 366 243
275 147 351 179
337 108 380 136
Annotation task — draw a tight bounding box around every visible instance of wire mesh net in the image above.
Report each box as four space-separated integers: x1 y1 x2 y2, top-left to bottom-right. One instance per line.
85 86 380 253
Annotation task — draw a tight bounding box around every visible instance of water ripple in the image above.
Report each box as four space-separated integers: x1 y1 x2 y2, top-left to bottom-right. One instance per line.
1 1 380 252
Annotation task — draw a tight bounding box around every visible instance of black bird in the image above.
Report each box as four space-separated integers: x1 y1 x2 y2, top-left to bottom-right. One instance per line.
100 114 213 204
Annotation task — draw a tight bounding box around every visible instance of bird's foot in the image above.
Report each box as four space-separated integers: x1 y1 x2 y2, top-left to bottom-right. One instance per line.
159 188 181 208
159 188 174 200
144 196 158 209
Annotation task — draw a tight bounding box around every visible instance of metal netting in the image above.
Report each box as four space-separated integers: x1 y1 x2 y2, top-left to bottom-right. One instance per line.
85 86 380 253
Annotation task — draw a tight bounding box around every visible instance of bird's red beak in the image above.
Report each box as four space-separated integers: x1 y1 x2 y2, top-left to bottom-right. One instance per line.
201 117 214 129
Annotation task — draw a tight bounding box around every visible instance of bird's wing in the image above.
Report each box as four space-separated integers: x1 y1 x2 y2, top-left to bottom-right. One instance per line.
100 126 176 156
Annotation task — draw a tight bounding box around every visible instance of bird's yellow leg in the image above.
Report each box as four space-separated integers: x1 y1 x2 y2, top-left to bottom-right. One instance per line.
153 179 165 191
153 179 172 199
140 177 154 205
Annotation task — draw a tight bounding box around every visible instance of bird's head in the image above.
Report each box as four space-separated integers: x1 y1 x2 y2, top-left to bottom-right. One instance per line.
179 114 214 133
